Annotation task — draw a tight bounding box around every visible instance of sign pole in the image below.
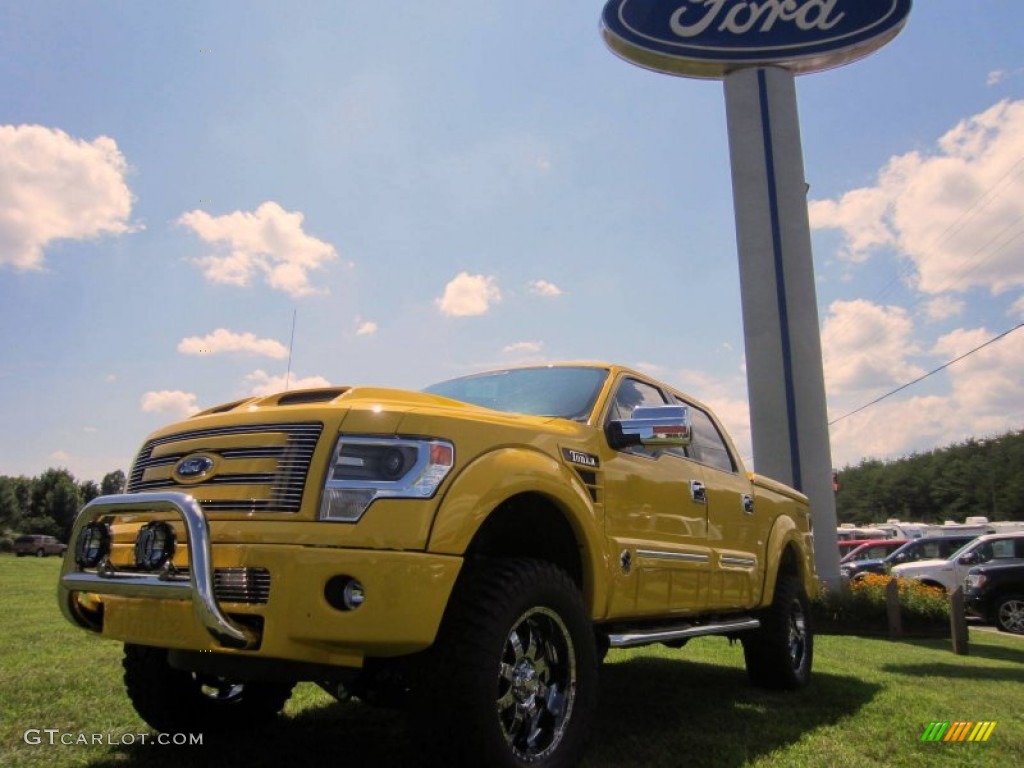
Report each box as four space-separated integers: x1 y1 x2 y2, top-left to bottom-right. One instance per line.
724 67 839 584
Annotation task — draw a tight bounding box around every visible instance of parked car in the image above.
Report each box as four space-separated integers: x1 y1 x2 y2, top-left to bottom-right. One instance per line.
13 534 67 557
965 562 1024 634
843 534 978 581
839 539 907 565
891 533 1024 592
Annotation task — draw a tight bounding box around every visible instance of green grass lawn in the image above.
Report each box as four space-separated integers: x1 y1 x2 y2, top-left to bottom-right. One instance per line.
2 555 1021 767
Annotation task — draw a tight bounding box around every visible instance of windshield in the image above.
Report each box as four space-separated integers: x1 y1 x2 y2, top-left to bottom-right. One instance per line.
424 366 608 422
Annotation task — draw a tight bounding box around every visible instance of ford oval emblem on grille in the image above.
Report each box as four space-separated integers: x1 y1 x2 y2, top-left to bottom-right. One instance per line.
175 455 216 481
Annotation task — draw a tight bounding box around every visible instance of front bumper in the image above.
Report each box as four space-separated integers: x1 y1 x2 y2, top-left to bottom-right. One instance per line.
58 492 462 668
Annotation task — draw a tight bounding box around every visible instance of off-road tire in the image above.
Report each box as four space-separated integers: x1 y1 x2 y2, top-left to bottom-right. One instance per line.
417 558 598 768
742 575 813 690
122 644 294 733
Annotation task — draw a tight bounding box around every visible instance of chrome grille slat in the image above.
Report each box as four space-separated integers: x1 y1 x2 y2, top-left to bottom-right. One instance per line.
127 422 323 513
214 568 271 604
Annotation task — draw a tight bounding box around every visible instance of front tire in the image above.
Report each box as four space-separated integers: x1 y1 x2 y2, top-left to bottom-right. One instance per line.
742 575 813 690
420 559 597 767
122 644 294 733
994 594 1024 634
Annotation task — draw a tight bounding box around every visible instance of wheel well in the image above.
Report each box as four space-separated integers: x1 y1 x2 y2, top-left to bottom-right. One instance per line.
920 580 947 592
464 493 584 591
778 544 801 579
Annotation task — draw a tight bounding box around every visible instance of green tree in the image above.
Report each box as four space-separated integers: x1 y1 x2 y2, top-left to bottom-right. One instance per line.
32 469 82 541
101 469 126 496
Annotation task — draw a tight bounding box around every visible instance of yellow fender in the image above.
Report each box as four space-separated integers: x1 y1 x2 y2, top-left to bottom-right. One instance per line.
760 514 817 606
427 447 610 616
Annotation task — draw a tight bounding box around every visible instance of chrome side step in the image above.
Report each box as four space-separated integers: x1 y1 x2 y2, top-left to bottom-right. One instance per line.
606 617 760 648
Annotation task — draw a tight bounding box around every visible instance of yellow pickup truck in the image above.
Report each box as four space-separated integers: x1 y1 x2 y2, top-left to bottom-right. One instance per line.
59 362 816 767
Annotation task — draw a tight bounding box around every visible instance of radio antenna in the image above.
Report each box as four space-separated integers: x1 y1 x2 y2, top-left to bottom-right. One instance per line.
284 309 297 392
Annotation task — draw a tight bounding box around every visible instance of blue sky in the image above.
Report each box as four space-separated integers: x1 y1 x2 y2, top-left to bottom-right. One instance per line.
2 1 1023 482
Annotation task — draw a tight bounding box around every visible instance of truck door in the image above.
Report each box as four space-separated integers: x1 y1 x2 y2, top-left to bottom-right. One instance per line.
601 376 710 619
675 399 763 610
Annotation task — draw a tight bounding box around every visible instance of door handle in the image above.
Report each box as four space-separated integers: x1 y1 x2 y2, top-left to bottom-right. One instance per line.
742 495 754 515
691 480 707 504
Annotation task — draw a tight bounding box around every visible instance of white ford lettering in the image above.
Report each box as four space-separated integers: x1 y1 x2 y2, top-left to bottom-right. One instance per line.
670 0 846 38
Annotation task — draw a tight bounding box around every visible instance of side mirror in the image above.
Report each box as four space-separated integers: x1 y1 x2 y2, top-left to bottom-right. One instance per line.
958 552 979 566
608 405 692 450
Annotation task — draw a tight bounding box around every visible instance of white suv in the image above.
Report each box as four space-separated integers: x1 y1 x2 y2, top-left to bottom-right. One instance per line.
890 533 1024 592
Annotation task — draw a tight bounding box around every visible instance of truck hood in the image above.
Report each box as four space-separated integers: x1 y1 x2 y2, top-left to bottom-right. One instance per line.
175 384 567 437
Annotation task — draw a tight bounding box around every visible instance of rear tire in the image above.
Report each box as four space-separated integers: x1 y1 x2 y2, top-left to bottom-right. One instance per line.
123 644 294 733
994 594 1024 634
417 559 597 767
742 575 813 690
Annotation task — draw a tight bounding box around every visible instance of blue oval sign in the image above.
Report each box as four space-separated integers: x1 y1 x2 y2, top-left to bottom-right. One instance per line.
601 0 913 78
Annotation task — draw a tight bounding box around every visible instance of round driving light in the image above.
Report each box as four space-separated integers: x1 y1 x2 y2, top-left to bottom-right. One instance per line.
325 576 366 611
75 522 111 568
134 521 176 571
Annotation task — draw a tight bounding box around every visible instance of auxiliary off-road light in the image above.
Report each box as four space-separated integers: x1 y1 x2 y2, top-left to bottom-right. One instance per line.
133 521 176 571
75 522 111 568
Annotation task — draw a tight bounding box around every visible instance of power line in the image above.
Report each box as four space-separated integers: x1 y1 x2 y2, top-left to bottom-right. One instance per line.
828 322 1024 426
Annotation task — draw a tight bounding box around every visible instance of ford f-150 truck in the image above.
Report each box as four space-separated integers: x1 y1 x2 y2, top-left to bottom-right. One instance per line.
59 363 816 767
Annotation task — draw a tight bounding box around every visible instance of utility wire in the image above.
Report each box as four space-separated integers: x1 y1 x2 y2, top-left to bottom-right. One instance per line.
828 321 1024 426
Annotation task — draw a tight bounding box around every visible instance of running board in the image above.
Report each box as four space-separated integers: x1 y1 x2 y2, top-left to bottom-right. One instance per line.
606 617 761 649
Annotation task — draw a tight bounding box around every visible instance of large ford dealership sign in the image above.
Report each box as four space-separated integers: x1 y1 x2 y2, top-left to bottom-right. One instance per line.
601 0 913 78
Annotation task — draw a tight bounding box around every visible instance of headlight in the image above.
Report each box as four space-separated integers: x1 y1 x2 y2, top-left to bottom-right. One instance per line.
965 573 986 590
319 436 455 522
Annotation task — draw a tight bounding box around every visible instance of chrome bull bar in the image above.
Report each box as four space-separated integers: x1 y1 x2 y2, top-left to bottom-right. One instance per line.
58 492 258 650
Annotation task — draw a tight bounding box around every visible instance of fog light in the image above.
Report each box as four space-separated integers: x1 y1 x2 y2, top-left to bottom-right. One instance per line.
325 576 366 611
75 522 111 568
134 521 176 571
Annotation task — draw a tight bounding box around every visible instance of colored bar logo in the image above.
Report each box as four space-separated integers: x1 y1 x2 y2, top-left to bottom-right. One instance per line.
921 722 997 742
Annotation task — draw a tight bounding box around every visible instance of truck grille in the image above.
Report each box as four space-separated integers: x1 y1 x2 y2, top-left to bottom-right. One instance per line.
127 422 323 513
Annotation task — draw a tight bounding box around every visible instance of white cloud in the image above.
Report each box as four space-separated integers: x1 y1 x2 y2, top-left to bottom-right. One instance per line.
50 450 72 463
529 279 563 298
987 70 1008 87
503 341 543 354
436 272 501 317
177 328 288 358
245 369 331 396
179 201 338 297
821 299 925 395
1011 295 1024 318
0 125 136 270
141 390 200 417
809 99 1024 295
355 320 378 336
922 295 965 322
829 325 1024 466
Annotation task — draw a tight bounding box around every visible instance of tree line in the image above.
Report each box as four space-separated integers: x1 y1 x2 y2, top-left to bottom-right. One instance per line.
834 430 1024 524
0 469 125 543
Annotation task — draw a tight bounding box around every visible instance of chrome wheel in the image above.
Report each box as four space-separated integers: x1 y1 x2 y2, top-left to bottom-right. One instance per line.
787 598 809 671
497 607 577 762
996 597 1024 634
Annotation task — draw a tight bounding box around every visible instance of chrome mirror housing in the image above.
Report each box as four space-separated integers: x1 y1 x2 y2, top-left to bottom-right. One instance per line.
608 404 692 449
